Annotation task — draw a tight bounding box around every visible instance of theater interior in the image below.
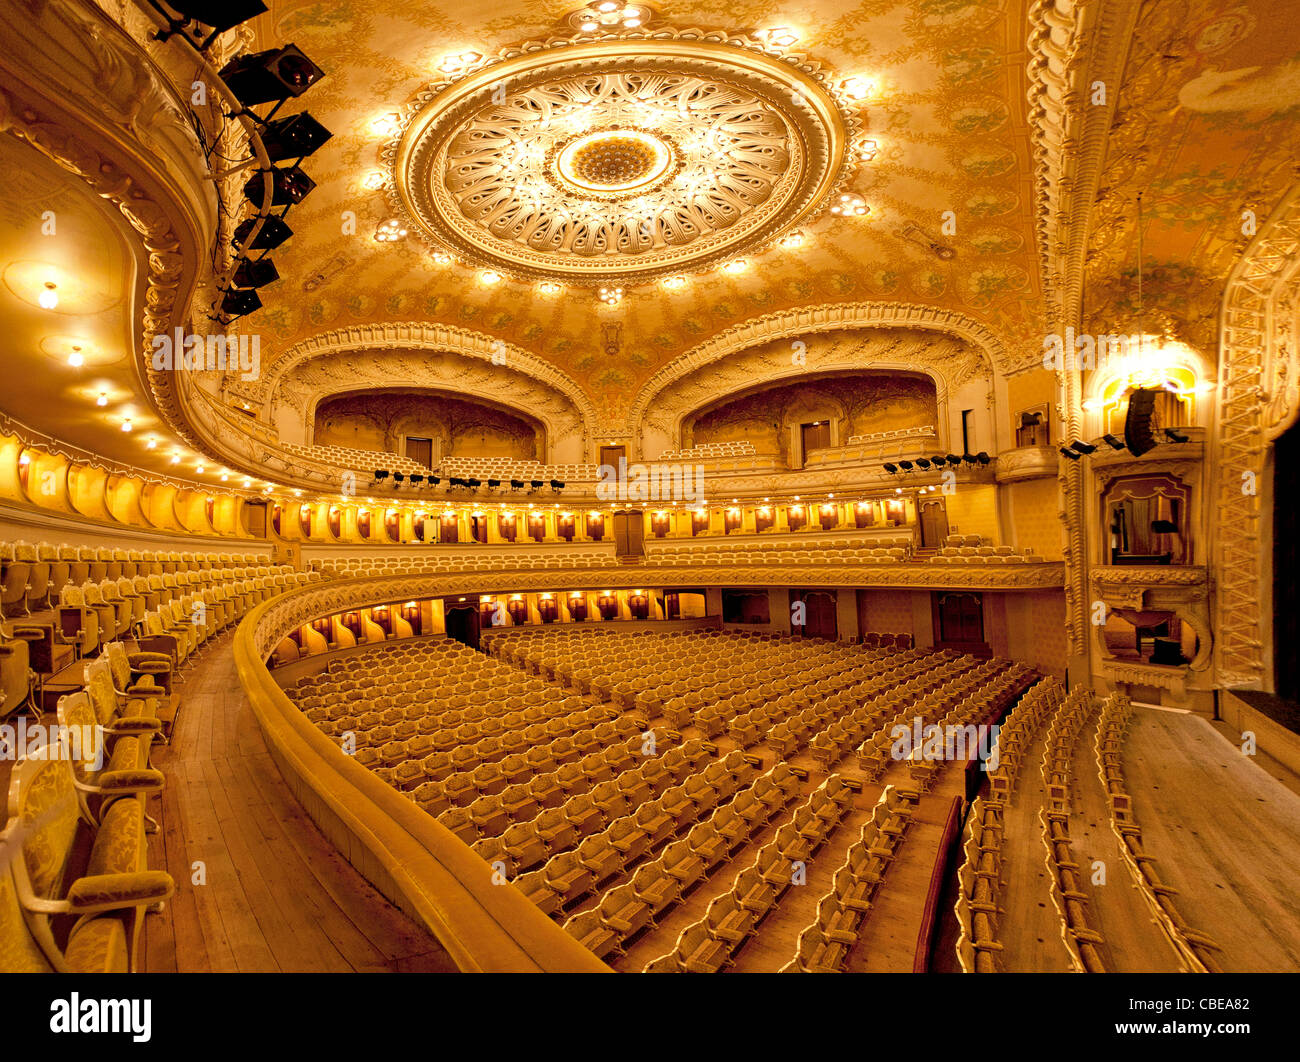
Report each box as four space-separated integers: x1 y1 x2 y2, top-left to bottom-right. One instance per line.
1 0 1299 979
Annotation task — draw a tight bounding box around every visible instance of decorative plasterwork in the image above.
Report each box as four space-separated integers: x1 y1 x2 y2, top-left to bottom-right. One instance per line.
384 31 857 285
0 0 214 461
1090 565 1212 673
1212 182 1300 688
627 302 1013 444
994 446 1058 483
642 329 979 457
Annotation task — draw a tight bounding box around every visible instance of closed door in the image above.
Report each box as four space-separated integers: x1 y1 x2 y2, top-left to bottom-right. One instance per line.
920 500 950 547
801 421 831 458
614 510 644 557
934 592 983 645
406 437 433 468
600 445 626 471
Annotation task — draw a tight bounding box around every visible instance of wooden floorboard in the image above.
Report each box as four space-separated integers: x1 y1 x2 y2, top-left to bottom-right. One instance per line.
143 633 455 973
1120 707 1300 973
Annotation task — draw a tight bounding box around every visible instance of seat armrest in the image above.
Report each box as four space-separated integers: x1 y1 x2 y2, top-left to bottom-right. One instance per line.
66 870 175 911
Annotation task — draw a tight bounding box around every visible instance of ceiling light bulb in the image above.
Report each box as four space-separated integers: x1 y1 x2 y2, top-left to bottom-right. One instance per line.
196 464 206 474
362 171 386 190
723 259 747 274
857 139 879 162
146 437 157 449
480 270 502 285
171 452 180 464
370 113 400 136
96 392 107 406
120 417 132 432
779 231 804 248
68 346 84 367
38 282 58 309
662 275 687 290
843 77 874 100
580 20 599 31
598 1 618 10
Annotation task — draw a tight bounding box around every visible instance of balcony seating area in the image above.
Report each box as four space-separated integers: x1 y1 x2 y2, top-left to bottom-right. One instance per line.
310 547 619 579
436 457 600 481
658 441 758 461
281 441 427 477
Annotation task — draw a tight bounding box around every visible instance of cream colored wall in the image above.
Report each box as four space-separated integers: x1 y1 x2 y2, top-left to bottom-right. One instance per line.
944 483 999 542
1003 477 1063 559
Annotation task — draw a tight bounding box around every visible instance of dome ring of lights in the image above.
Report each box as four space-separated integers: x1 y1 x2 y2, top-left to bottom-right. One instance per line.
385 34 859 285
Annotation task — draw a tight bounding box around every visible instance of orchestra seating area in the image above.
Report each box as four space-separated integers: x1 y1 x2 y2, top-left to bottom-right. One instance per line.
284 627 1036 970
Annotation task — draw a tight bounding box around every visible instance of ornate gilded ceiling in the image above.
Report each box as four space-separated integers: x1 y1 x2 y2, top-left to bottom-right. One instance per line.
385 35 856 283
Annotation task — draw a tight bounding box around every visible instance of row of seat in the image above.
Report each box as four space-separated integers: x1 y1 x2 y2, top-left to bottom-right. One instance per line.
437 457 601 480
0 542 273 618
952 676 1065 972
1 639 179 971
844 425 937 445
1039 686 1107 973
282 440 426 476
311 548 618 579
781 784 921 972
658 441 758 460
644 542 911 566
644 775 860 972
1092 692 1222 973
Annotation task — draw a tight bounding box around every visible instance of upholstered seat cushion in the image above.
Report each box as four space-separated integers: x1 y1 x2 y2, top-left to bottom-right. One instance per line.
86 797 147 877
63 916 129 973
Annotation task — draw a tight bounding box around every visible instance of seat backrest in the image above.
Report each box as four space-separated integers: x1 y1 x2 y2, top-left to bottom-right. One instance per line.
6 746 81 905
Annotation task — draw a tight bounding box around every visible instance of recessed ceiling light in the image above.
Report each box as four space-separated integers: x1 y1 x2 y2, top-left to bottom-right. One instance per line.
120 417 132 432
480 270 502 285
362 171 387 190
779 231 804 248
370 113 400 136
843 77 874 100
196 464 206 474
857 139 879 162
96 392 107 406
38 282 58 309
723 259 748 274
171 452 180 464
662 275 687 290
68 345 84 367
146 437 157 450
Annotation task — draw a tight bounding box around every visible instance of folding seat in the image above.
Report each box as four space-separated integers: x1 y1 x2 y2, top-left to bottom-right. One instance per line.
515 867 563 916
6 746 173 972
533 806 577 853
731 789 768 830
704 892 754 949
554 760 588 797
683 773 718 813
733 864 776 919
794 804 831 849
834 859 874 912
776 821 812 863
471 761 507 797
443 771 478 808
674 920 729 974
500 782 539 825
657 783 694 828
659 837 705 891
563 907 621 962
632 797 674 849
590 779 630 821
709 804 748 853
543 850 594 907
687 821 729 869
579 750 614 787
56 583 100 659
412 781 449 816
436 805 477 845
563 793 605 837
86 548 109 583
598 882 653 941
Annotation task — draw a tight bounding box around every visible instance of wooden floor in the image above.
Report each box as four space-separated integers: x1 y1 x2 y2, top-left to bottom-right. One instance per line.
1121 706 1300 973
141 633 454 972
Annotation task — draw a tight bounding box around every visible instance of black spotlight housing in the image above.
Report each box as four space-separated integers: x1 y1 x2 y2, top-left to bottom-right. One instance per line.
1069 440 1097 454
467 478 482 488
883 462 898 474
374 470 389 481
233 215 292 250
898 460 914 471
510 479 525 490
392 473 405 484
428 475 441 486
231 257 279 289
1163 428 1190 443
530 480 544 489
1102 433 1127 450
550 480 565 490
220 45 325 107
1059 447 1081 461
260 112 332 162
409 474 424 485
946 454 962 466
915 458 931 470
975 451 990 465
487 478 501 489
243 165 316 206
220 288 261 317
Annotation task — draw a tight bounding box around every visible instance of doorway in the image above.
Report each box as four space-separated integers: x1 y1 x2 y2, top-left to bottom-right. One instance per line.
405 437 433 468
599 445 626 474
919 499 950 547
932 592 987 653
614 510 644 558
444 605 480 650
801 421 831 463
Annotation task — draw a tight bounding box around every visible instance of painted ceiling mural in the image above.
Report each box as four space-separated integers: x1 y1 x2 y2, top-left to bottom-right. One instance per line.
245 0 1050 420
1082 0 1300 353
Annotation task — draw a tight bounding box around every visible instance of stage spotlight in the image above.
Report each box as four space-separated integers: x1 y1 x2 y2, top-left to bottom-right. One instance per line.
1163 428 1189 443
882 462 898 474
915 458 931 469
233 215 292 250
898 460 914 471
260 112 332 162
467 478 482 488
220 288 261 317
243 165 316 206
530 480 544 489
550 480 565 490
408 474 424 485
946 454 962 466
1102 434 1126 450
374 470 389 481
975 451 990 465
1059 447 1081 461
932 456 947 468
392 473 405 484
428 475 441 485
487 478 501 489
231 257 279 289
510 479 525 489
220 45 325 107
1069 440 1097 454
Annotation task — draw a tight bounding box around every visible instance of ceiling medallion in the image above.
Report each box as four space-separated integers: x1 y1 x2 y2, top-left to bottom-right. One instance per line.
384 31 859 285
